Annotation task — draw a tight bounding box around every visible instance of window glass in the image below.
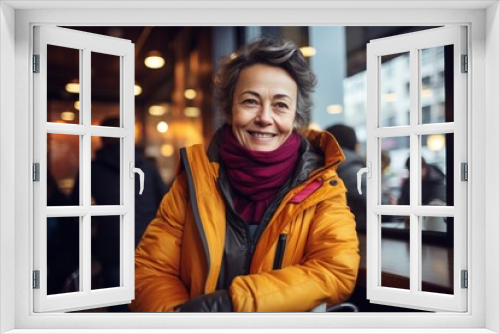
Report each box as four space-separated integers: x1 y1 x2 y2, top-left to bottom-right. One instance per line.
91 136 121 206
421 216 454 295
420 134 453 207
380 137 410 206
47 45 80 124
47 133 80 205
92 52 121 126
380 52 410 127
91 216 121 290
420 45 454 124
380 216 410 290
47 217 80 295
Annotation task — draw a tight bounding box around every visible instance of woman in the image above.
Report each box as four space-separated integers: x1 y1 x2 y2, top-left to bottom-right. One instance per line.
130 38 359 312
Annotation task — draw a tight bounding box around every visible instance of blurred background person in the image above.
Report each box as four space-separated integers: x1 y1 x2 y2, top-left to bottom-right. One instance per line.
326 124 366 232
380 150 398 206
398 157 446 206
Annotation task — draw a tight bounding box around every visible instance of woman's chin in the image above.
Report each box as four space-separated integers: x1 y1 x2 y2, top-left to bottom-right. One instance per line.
242 135 281 151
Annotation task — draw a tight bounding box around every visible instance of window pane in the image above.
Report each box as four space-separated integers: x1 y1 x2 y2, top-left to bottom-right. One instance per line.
380 137 410 205
380 52 410 127
91 136 121 205
91 52 121 127
47 217 80 295
421 216 454 295
420 133 453 206
420 45 454 124
47 133 80 205
47 45 80 124
91 216 121 290
381 216 410 290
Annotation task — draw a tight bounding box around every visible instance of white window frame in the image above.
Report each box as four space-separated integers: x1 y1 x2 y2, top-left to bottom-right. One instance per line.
33 25 135 312
0 1 499 333
365 26 468 312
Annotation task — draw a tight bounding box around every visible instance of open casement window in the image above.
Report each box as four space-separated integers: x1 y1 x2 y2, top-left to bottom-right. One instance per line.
33 26 136 312
365 26 467 312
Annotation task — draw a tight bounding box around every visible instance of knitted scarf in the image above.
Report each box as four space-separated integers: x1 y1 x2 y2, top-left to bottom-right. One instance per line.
219 126 301 224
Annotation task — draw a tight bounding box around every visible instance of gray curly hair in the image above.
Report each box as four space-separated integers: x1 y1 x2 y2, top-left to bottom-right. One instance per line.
213 38 317 129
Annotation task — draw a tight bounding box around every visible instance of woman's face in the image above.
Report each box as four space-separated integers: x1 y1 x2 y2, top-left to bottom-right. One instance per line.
230 63 298 152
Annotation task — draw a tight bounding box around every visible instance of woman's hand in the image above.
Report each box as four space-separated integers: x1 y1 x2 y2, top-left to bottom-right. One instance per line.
174 290 233 312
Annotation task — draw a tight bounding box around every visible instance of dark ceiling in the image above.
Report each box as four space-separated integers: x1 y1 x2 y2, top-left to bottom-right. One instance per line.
46 26 437 106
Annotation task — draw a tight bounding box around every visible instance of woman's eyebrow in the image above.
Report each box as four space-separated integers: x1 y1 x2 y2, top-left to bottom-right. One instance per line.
240 90 261 98
273 94 292 100
240 91 292 100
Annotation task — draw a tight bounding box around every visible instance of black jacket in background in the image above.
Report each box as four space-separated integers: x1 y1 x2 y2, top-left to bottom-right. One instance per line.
398 163 446 206
71 144 168 250
336 148 367 231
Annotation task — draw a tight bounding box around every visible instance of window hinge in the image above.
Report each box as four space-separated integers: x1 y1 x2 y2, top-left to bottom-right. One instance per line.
33 54 40 73
461 163 468 181
461 54 468 73
33 270 40 289
33 163 40 182
461 270 468 289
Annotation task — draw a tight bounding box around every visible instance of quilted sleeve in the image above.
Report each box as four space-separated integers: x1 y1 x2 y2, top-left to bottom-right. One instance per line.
129 172 191 312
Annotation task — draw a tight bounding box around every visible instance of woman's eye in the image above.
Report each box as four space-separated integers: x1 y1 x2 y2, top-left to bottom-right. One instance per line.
275 102 289 109
243 99 258 105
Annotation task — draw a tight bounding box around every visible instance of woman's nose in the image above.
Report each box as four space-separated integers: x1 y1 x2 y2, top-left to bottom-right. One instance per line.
255 105 273 125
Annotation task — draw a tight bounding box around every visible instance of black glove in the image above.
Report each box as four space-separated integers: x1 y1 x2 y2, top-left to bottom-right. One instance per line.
175 290 233 312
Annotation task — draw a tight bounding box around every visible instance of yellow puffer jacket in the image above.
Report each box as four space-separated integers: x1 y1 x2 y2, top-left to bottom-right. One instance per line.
130 130 359 312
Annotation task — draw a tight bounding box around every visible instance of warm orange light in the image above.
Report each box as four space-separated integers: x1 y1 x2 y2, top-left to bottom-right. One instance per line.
157 121 169 133
144 51 165 69
134 83 143 96
327 104 343 114
149 104 168 116
65 80 79 94
427 134 445 152
184 107 200 118
308 122 322 131
300 46 316 57
61 111 75 121
184 89 197 100
161 144 175 157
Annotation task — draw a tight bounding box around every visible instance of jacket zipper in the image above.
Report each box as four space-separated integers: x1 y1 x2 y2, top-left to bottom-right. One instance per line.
273 233 288 270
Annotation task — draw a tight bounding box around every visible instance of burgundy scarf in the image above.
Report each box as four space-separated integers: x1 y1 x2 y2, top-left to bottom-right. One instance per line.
219 126 301 224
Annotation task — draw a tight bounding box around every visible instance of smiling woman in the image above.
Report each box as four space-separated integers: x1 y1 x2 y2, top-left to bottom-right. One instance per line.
229 63 298 151
131 38 360 312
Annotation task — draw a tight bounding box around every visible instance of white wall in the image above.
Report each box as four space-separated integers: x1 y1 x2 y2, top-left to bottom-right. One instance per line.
0 2 16 333
1 3 498 333
485 2 500 333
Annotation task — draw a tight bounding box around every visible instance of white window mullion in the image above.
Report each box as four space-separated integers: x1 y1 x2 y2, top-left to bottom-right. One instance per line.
409 47 420 295
90 126 129 138
365 44 380 300
81 47 92 295
122 49 135 296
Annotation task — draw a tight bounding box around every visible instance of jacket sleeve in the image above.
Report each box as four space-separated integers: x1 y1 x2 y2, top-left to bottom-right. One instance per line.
129 172 191 312
228 191 360 312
